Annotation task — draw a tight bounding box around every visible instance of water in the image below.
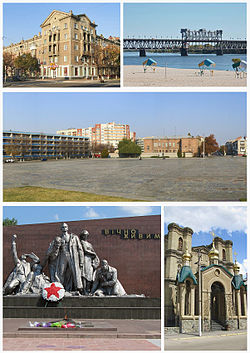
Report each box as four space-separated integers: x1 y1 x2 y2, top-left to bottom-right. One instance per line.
124 52 247 71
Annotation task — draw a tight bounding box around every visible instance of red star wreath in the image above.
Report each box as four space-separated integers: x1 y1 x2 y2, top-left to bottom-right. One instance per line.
42 282 65 302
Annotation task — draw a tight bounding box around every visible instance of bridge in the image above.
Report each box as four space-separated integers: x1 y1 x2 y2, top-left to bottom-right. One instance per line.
123 29 247 56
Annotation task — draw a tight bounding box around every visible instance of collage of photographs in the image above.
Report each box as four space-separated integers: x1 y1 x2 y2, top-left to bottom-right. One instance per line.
1 0 248 352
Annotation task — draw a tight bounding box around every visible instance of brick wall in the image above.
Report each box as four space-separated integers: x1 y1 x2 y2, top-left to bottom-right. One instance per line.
3 215 161 297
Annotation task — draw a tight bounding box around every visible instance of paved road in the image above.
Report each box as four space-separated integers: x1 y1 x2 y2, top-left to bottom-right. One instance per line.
165 331 247 350
3 157 246 201
3 79 120 87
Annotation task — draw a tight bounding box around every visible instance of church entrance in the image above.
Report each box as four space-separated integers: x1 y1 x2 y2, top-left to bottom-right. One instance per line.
210 282 226 327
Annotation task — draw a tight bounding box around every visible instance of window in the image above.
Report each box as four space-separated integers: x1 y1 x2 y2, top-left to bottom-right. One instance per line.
178 237 183 251
64 44 67 50
44 39 47 44
55 57 58 63
75 56 79 62
222 249 226 261
64 34 68 40
74 23 78 29
74 44 79 50
64 23 67 29
74 33 78 39
81 25 83 30
44 30 47 35
173 142 175 147
64 56 67 62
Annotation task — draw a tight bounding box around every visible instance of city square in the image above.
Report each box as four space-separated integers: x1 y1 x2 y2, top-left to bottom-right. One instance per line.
3 156 246 201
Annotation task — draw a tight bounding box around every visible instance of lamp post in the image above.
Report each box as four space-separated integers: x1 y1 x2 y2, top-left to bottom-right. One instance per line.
195 249 202 336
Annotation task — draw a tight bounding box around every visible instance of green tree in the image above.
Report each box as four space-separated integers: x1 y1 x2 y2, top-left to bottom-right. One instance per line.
14 53 40 77
118 139 141 158
101 149 109 158
177 149 182 158
3 217 18 226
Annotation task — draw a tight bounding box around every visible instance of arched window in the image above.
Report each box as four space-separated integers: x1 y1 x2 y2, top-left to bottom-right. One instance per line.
178 237 183 251
222 249 226 261
185 280 191 315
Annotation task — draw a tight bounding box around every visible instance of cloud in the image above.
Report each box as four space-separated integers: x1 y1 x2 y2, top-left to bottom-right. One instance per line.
239 259 248 279
84 207 100 219
120 206 154 216
164 206 247 234
54 214 59 221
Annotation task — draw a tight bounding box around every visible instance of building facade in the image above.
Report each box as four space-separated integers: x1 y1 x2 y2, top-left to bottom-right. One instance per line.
57 122 136 148
165 223 247 333
143 136 203 158
3 130 89 161
4 10 120 79
225 136 247 156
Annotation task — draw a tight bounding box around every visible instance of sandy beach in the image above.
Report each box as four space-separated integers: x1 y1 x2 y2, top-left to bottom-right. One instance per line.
123 65 247 87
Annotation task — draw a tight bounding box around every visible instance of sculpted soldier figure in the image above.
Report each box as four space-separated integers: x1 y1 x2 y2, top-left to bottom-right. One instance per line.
79 230 100 295
91 259 126 296
45 236 62 282
3 235 37 295
46 223 84 292
19 263 50 295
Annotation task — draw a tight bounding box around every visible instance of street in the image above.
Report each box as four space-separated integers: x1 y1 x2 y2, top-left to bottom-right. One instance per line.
3 78 120 87
165 331 247 351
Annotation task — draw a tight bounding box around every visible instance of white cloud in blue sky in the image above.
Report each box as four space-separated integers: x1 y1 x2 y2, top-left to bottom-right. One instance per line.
120 206 154 216
84 207 100 219
164 206 247 234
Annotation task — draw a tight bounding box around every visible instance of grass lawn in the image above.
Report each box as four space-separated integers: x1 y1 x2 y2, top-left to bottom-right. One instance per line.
3 186 140 202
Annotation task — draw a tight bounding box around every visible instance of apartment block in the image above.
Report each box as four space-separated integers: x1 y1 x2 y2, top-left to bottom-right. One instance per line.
3 131 89 161
225 136 247 156
57 122 136 148
4 10 120 79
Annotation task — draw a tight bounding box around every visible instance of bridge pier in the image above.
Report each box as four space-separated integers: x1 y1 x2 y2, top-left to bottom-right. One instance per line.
180 48 188 56
139 48 146 57
216 49 223 56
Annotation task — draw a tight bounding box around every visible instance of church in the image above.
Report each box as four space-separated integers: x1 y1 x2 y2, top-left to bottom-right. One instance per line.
165 223 247 333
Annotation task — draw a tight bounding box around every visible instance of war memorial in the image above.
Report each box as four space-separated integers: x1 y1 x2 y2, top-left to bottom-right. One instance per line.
3 215 161 348
165 223 247 334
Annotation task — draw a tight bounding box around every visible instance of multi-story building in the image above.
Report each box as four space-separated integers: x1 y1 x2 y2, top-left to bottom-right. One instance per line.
225 136 247 156
143 136 203 157
57 122 136 148
165 223 247 333
3 130 89 161
3 10 120 79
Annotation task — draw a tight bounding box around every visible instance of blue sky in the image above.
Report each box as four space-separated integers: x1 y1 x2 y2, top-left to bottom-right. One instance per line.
3 206 160 225
3 92 246 145
124 3 246 39
3 3 120 46
164 206 247 276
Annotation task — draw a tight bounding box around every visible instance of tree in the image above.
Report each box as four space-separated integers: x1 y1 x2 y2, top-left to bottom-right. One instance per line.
118 139 141 158
3 217 18 226
14 53 40 77
3 52 15 79
219 145 227 155
200 134 219 155
177 149 182 158
101 149 109 158
92 41 120 78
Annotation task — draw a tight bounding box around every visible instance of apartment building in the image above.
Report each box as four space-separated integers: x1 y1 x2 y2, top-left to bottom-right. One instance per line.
4 10 120 79
3 131 89 161
57 122 136 148
143 136 203 157
225 136 247 156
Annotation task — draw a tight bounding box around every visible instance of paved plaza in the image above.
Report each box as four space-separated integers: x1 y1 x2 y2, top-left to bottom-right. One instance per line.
3 319 160 351
3 157 246 201
165 330 247 351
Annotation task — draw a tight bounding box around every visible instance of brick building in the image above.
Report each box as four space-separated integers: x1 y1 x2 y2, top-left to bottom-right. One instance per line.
4 9 120 79
143 136 203 158
3 215 161 297
57 122 136 148
3 130 89 161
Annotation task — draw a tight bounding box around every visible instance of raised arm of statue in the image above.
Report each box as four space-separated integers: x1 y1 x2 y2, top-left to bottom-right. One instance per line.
11 234 19 265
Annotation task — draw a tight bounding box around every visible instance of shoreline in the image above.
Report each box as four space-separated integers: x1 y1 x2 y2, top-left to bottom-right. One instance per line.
123 65 246 87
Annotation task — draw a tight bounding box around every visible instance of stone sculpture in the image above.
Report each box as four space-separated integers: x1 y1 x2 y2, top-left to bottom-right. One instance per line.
46 223 84 292
91 259 126 296
79 229 100 295
4 224 127 297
